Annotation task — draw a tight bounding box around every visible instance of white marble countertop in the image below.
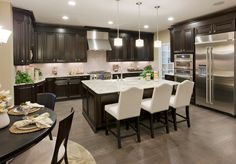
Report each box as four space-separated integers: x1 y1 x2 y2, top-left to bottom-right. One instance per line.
82 79 179 95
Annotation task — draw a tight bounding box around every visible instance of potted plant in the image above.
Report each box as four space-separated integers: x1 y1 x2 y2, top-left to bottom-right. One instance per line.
140 65 154 80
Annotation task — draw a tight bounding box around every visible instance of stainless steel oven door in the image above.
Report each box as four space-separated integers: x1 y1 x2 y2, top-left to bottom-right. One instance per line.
174 69 193 82
174 54 193 69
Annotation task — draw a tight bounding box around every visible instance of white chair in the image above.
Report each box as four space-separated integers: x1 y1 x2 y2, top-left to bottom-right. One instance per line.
169 80 194 131
11 109 74 164
141 83 173 138
104 87 144 148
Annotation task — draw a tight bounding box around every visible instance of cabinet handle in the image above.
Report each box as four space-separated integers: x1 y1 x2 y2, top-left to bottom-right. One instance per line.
213 30 216 33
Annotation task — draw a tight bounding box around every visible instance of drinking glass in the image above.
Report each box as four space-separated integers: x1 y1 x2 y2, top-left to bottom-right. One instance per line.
20 105 30 119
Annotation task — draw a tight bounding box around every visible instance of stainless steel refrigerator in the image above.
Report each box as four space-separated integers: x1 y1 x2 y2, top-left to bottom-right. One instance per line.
195 32 235 115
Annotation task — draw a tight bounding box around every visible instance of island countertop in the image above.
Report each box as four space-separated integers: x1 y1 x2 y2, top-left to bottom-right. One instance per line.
82 79 179 95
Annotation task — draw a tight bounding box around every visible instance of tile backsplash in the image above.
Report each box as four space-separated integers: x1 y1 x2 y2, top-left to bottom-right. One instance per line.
16 51 157 78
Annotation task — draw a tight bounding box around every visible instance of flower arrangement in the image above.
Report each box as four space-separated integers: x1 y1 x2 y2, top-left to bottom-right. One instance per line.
0 84 12 113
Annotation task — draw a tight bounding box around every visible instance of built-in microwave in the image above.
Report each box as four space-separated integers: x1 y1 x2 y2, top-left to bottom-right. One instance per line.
174 54 193 70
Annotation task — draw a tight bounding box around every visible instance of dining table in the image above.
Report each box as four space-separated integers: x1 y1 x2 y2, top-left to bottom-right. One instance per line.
0 107 57 164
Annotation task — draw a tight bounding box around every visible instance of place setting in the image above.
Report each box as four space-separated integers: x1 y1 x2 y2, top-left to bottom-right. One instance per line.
5 101 53 134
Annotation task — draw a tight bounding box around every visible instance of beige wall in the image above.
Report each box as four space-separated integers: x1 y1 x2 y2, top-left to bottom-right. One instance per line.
154 29 170 70
0 1 14 104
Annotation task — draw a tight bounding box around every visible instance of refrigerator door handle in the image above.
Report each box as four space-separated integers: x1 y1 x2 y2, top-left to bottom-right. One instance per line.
206 47 209 103
210 47 213 104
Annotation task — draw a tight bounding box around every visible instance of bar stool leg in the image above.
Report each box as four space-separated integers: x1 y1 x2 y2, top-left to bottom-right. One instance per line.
117 120 121 148
136 117 141 142
150 114 154 138
164 110 169 134
171 108 177 131
186 106 191 127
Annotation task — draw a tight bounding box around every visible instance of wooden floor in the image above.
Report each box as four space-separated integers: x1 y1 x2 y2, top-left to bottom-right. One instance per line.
52 100 236 164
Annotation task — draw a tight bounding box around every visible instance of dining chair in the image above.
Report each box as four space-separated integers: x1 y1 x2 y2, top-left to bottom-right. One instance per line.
37 92 56 140
141 83 173 138
11 108 74 164
104 87 144 148
169 80 194 131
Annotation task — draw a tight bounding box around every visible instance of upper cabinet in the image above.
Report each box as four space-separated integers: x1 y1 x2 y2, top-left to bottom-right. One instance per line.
170 26 194 54
195 19 235 35
107 31 154 62
13 8 35 66
35 25 87 63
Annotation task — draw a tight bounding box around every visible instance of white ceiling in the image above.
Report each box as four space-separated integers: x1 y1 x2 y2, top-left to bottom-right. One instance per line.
11 0 236 32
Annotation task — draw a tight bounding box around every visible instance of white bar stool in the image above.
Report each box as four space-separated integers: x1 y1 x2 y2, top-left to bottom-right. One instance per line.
141 83 173 138
104 87 144 148
169 80 194 131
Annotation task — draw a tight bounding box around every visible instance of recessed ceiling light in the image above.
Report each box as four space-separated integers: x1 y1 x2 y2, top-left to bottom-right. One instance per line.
62 16 69 20
144 25 149 29
108 21 114 25
68 1 76 6
213 1 224 6
168 17 174 21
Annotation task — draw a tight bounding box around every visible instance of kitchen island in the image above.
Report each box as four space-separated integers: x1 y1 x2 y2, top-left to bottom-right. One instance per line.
82 79 179 132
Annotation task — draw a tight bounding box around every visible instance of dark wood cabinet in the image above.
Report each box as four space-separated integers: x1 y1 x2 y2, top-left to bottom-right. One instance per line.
13 8 35 66
195 19 235 35
54 78 68 99
171 26 194 54
107 31 154 62
35 25 87 63
14 81 45 105
45 76 90 101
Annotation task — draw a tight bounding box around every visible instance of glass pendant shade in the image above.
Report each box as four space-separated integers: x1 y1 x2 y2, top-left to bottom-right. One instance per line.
135 39 144 47
0 28 12 44
114 37 123 46
154 40 162 48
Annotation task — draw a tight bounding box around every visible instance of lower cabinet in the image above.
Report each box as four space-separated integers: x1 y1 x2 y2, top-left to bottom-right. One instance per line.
46 76 90 101
14 81 45 105
14 76 90 104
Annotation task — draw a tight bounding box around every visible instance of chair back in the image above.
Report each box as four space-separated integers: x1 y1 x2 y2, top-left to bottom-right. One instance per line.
37 93 56 110
51 108 74 164
150 83 173 112
118 87 143 120
173 80 194 108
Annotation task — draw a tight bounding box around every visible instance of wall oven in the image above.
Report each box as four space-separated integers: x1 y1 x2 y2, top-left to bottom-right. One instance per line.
174 54 193 82
174 54 193 70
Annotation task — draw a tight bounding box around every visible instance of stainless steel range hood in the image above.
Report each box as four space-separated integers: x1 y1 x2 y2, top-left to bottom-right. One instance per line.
87 31 112 51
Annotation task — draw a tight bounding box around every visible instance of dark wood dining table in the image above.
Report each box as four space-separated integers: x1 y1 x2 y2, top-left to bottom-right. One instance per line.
0 108 57 164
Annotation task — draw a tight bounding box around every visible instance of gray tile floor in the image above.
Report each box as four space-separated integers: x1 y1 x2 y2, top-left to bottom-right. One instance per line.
52 100 236 164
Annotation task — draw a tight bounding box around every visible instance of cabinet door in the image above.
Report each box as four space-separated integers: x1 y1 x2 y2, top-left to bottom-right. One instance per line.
45 78 55 93
172 29 183 53
182 28 194 53
14 85 34 105
13 14 26 65
107 33 123 61
127 34 135 60
54 78 68 99
68 78 81 98
44 32 56 62
35 32 46 63
75 33 87 62
56 33 65 62
195 24 212 35
213 19 235 33
65 34 76 62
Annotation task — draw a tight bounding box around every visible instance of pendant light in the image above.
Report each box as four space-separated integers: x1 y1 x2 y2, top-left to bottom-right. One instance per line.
135 2 144 47
154 5 162 48
114 0 123 47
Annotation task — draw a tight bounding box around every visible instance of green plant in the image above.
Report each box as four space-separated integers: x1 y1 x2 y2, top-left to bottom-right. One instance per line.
140 65 154 79
15 71 33 84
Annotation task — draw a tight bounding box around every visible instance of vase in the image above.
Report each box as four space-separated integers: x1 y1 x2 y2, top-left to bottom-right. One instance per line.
0 111 10 129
